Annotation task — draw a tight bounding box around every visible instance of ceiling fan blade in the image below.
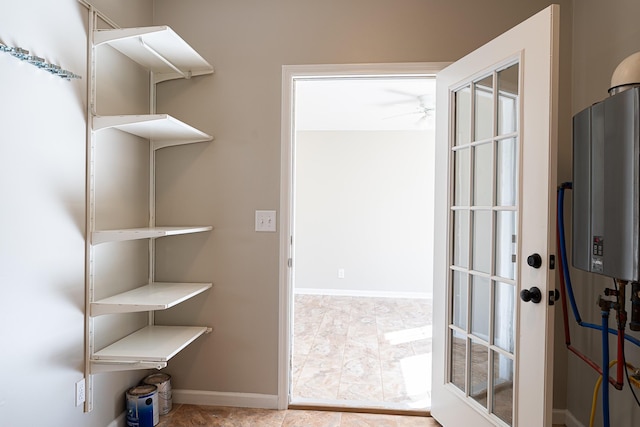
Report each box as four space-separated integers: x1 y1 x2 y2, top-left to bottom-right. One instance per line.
382 111 423 120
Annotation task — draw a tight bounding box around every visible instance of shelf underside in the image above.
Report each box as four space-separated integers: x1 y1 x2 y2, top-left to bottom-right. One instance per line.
92 325 210 364
91 282 212 317
93 114 213 149
94 26 213 83
92 226 212 245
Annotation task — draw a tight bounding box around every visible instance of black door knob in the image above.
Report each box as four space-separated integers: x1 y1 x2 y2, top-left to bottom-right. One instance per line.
520 286 542 303
527 253 542 269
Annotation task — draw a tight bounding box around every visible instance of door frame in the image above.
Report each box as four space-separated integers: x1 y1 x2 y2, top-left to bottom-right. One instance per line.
278 62 449 409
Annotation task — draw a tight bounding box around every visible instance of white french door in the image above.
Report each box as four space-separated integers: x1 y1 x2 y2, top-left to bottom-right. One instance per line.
431 5 559 427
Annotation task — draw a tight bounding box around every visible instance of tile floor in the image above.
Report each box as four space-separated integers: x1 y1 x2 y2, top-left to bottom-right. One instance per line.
153 294 566 427
155 404 566 426
291 294 432 411
156 404 441 426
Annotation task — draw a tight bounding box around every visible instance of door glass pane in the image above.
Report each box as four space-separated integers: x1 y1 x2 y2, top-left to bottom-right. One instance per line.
498 64 519 135
447 61 521 427
453 210 469 268
472 210 492 273
496 138 517 206
474 75 494 141
452 271 468 329
451 330 467 392
470 339 488 408
456 86 472 146
495 211 516 280
473 142 493 206
455 148 470 206
494 281 515 353
493 352 514 425
471 275 491 340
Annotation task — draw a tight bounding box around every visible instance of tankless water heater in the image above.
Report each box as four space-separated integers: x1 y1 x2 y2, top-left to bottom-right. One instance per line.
572 86 640 281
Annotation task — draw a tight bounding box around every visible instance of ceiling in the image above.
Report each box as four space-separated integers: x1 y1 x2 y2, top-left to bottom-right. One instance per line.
294 77 436 131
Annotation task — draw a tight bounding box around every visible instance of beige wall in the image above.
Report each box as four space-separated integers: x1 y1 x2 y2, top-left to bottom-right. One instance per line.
1 1 589 425
568 1 640 425
152 0 573 406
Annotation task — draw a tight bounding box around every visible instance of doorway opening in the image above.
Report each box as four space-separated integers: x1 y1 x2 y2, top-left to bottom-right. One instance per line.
279 64 443 413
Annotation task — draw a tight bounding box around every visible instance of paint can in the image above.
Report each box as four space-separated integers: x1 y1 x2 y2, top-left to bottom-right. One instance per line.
126 384 158 427
142 373 172 415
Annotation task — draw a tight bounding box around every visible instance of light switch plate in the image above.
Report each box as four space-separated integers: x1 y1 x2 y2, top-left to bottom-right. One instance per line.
255 210 277 232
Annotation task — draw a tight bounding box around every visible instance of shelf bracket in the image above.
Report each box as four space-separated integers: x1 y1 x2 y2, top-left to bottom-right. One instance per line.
139 37 191 80
90 359 168 374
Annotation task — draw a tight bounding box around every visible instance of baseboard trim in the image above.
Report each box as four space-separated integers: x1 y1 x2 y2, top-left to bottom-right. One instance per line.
172 389 279 409
564 409 586 427
106 411 125 427
552 408 565 425
294 288 433 300
553 408 585 427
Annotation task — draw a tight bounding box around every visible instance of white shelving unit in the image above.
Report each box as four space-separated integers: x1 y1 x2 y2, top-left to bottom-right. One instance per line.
92 226 213 244
91 326 211 374
94 26 214 83
94 114 213 149
91 282 213 316
84 9 215 412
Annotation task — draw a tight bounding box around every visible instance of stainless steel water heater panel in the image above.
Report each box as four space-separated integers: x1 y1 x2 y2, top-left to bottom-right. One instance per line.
572 86 640 281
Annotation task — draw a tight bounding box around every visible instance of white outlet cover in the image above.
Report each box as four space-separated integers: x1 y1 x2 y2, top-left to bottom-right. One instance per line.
76 378 86 407
255 210 277 232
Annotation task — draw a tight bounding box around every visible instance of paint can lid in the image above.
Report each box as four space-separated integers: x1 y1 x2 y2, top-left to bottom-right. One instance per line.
127 384 157 396
143 373 171 385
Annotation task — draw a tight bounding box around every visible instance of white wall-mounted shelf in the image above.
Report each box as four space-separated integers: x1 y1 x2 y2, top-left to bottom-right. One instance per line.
93 114 213 150
94 26 214 83
92 226 212 245
91 282 213 316
84 18 215 410
91 325 211 367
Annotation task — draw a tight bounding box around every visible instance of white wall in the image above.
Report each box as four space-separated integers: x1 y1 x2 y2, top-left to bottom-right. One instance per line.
0 1 153 426
294 130 434 297
0 0 584 425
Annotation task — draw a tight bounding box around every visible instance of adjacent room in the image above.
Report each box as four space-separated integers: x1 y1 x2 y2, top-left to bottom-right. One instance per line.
290 76 435 410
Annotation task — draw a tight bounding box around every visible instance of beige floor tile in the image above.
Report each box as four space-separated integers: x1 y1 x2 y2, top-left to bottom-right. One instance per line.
292 295 432 410
338 382 384 401
228 407 288 427
341 412 439 427
282 409 342 427
159 405 443 427
339 412 400 427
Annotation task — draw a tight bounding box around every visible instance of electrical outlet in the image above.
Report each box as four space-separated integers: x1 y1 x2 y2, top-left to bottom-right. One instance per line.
76 378 85 407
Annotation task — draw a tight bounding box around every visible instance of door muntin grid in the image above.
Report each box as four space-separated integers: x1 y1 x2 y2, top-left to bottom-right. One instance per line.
448 62 519 426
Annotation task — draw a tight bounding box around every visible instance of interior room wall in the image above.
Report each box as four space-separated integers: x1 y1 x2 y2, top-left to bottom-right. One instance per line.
152 0 573 410
568 1 640 425
0 1 153 426
294 130 433 297
0 0 587 425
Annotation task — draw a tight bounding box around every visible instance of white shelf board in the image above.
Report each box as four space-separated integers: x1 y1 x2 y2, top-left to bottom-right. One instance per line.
92 226 212 245
92 325 210 362
91 282 213 317
93 114 213 149
94 26 213 83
